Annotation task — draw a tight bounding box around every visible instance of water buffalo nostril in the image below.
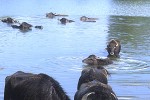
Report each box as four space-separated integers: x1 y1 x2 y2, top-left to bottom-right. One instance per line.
110 52 114 55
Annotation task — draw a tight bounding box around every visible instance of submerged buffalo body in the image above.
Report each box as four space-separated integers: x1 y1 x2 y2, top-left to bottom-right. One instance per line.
4 71 70 100
35 25 43 29
106 39 121 58
82 55 113 66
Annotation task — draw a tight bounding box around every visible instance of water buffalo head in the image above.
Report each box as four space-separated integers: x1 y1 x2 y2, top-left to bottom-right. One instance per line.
59 18 74 24
80 16 89 21
74 80 118 100
46 12 56 18
106 39 121 58
82 55 99 65
80 16 98 22
82 55 113 65
1 17 19 24
4 71 70 100
19 22 32 31
77 67 110 90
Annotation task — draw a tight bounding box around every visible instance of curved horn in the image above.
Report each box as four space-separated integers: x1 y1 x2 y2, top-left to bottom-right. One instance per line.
111 93 118 100
81 92 95 100
111 39 119 47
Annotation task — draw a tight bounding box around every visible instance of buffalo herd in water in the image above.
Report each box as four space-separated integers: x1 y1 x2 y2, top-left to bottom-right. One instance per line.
1 12 121 100
0 12 100 31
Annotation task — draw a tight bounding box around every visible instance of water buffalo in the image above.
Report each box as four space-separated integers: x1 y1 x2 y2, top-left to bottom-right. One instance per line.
74 80 118 100
46 12 68 18
77 67 110 90
59 18 74 24
4 71 70 100
11 22 33 31
1 17 19 24
82 55 113 66
106 39 121 58
80 16 99 22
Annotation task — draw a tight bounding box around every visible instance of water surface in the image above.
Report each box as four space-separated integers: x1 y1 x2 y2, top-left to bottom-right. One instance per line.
0 0 150 100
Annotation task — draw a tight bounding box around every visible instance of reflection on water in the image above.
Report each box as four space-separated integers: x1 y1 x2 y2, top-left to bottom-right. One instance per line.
107 15 150 100
0 0 150 100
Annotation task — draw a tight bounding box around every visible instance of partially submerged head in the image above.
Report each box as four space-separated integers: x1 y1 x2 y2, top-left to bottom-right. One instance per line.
80 16 88 21
106 39 121 58
1 17 19 24
46 12 56 18
77 66 110 90
59 18 74 24
82 55 113 65
82 55 98 65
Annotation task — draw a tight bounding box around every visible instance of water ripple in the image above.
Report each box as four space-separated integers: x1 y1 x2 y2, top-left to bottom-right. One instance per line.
107 58 149 72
